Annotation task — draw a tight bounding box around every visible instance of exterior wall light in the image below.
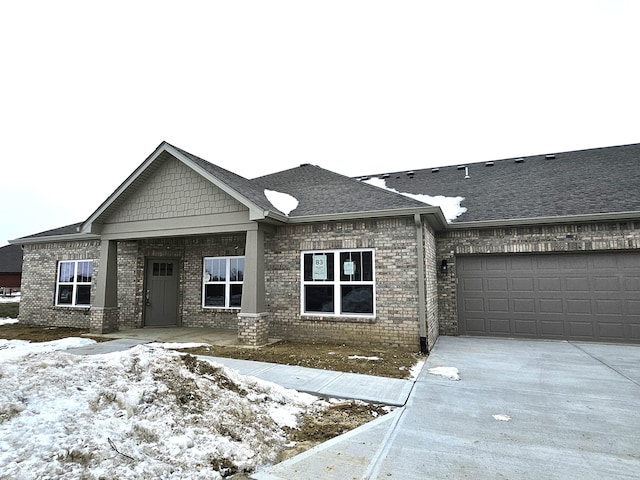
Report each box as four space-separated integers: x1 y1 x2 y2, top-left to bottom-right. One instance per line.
440 259 448 275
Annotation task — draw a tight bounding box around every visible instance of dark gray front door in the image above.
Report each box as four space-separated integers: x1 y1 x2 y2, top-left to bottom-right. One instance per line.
457 253 640 343
144 258 179 327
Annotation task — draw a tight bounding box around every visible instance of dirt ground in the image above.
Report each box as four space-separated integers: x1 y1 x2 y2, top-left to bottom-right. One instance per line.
1 323 423 476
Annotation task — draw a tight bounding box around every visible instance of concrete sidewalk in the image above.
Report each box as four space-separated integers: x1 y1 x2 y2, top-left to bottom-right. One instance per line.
254 337 640 480
68 335 415 406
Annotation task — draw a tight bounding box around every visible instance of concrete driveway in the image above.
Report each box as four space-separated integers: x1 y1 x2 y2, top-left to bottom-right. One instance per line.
370 336 640 479
257 336 640 479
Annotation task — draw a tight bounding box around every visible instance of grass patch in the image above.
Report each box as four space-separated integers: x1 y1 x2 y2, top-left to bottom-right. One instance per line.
0 302 19 318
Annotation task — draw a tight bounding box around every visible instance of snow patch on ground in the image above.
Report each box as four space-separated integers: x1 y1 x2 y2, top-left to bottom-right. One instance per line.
493 414 512 422
0 340 321 479
347 355 380 361
264 189 299 216
363 177 467 222
0 318 19 325
0 293 20 303
147 342 211 350
409 359 425 380
427 366 460 381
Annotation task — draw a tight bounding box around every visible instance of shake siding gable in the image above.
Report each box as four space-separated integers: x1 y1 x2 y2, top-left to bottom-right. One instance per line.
104 156 247 224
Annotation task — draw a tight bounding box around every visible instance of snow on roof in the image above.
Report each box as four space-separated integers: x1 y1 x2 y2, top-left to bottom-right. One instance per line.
264 189 299 216
363 177 467 222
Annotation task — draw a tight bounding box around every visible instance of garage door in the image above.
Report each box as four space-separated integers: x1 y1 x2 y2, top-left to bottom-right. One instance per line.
457 253 640 343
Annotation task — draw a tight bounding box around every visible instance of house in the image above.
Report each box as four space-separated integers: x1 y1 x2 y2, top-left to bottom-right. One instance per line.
10 142 640 348
0 244 23 294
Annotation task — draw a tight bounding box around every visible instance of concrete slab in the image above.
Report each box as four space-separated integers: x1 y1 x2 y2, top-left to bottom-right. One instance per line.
255 337 640 480
67 338 151 355
203 356 414 406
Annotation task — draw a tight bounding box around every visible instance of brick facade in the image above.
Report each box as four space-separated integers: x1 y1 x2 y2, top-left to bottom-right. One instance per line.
19 240 101 328
265 217 436 350
436 220 640 335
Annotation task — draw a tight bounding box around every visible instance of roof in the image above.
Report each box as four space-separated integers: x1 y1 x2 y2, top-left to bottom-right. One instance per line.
361 143 640 224
0 244 23 273
254 163 428 217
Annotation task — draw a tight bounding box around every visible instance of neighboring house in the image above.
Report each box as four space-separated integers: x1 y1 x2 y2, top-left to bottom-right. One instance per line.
10 142 640 348
0 244 23 293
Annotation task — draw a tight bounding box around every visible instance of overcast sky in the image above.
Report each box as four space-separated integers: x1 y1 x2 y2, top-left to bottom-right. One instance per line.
1 1 639 246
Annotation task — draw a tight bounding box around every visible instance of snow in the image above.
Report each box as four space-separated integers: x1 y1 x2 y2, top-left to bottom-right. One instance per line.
347 355 380 361
409 359 425 380
264 189 299 216
0 318 18 325
0 293 20 303
427 366 460 381
363 177 467 222
493 414 511 422
0 339 321 479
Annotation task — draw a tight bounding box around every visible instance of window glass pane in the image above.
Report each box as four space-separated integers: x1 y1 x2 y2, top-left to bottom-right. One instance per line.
166 262 173 276
361 251 373 281
304 285 334 313
304 253 334 281
153 262 160 276
341 286 374 314
204 284 225 307
57 285 73 305
340 252 363 281
230 284 243 307
230 258 244 282
77 261 93 283
76 285 91 305
59 262 75 283
206 259 225 281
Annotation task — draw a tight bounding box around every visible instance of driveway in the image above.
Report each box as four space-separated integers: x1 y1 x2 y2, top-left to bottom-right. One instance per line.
369 336 640 479
257 336 640 479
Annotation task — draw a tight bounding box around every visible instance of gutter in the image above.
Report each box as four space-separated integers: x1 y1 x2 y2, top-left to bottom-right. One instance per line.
448 210 640 230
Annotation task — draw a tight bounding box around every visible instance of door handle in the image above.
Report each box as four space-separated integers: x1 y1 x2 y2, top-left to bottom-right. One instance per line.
145 290 151 306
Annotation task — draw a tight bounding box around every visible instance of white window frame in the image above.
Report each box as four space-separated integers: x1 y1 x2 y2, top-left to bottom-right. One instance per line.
55 260 94 307
202 256 245 309
300 249 375 317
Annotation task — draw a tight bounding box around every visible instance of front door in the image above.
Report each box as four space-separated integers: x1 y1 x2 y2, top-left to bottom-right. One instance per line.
144 258 179 327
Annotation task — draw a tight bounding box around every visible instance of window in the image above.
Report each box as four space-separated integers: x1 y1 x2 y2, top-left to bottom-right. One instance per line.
56 260 94 307
203 257 245 308
301 249 375 316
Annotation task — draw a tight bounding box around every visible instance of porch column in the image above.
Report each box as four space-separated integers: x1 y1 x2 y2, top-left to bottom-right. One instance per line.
90 239 119 333
238 226 270 345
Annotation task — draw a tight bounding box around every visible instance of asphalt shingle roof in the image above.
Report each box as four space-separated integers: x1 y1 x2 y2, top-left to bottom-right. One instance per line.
365 143 640 223
254 163 426 217
0 244 23 272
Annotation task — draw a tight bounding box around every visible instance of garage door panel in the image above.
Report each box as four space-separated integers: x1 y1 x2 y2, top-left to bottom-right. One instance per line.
595 300 623 315
565 277 590 292
566 299 592 314
513 298 535 313
457 253 639 343
593 277 620 291
487 318 511 334
538 277 561 291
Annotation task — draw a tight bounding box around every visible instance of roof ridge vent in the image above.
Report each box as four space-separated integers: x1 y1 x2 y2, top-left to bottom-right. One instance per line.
381 173 390 178
431 168 440 173
485 161 494 167
545 154 556 159
457 165 466 170
406 170 415 176
515 158 524 163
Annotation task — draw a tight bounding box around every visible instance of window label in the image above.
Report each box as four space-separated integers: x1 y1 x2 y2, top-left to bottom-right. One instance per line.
313 254 327 280
343 261 356 276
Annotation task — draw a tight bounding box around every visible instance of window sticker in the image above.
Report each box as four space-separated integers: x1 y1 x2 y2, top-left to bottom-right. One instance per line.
313 254 327 280
343 261 356 276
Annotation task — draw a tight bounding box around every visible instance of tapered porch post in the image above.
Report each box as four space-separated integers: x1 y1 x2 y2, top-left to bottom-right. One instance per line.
90 239 119 333
238 226 270 344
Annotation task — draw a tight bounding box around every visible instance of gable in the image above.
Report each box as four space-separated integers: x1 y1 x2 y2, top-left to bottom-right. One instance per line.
103 156 247 225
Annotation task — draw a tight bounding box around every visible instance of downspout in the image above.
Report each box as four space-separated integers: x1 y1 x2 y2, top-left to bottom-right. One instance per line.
414 214 428 354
